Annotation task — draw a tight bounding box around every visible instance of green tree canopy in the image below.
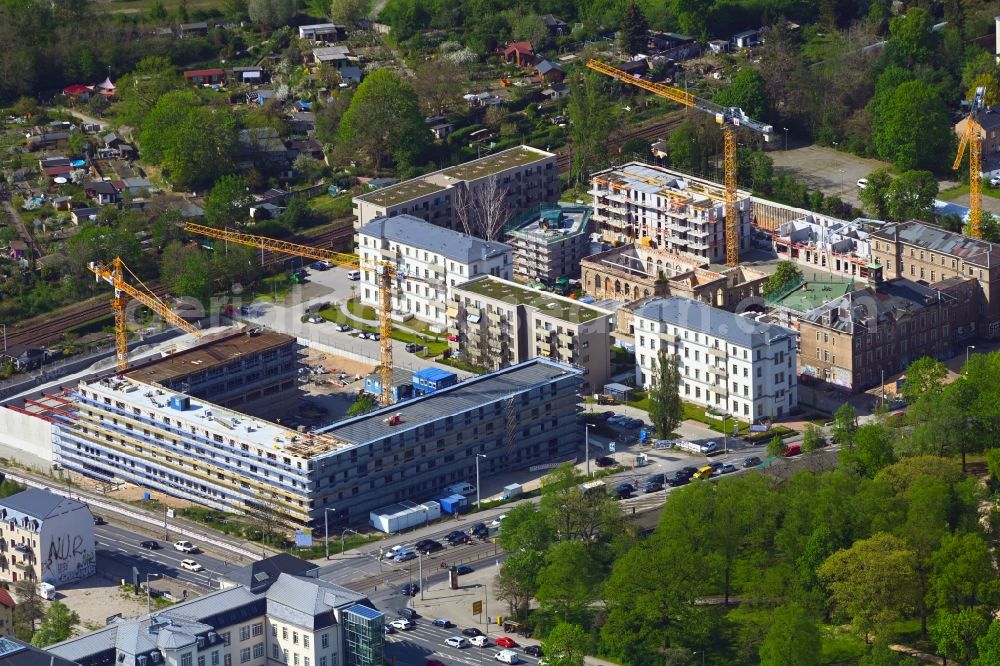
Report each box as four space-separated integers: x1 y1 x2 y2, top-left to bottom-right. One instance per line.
618 0 648 57
646 349 682 439
859 167 894 220
886 7 939 67
763 260 803 298
887 171 938 223
542 622 590 666
758 604 821 666
31 601 79 647
714 68 770 121
932 608 989 665
567 72 617 187
872 80 953 172
248 0 295 27
203 174 252 229
337 69 429 169
900 357 947 403
329 0 370 26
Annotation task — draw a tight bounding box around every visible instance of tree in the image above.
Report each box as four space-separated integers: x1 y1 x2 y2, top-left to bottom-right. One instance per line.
962 51 1000 108
567 72 617 187
646 349 681 439
114 57 185 128
819 533 918 643
543 622 590 666
841 423 895 478
203 175 251 229
671 0 711 38
801 424 825 453
412 60 463 115
887 171 938 222
248 0 295 27
974 621 1000 666
149 0 167 19
859 168 894 220
831 402 858 447
665 118 710 176
345 393 377 416
767 434 788 458
714 68 770 121
886 7 939 67
512 13 548 49
930 533 997 612
758 604 821 666
618 0 648 57
763 260 803 298
495 549 544 620
12 579 44 640
932 609 988 665
337 69 429 169
901 357 947 404
31 602 79 647
329 0 369 26
873 81 953 172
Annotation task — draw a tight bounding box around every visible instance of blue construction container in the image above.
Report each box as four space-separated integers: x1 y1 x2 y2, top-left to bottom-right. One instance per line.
438 494 469 515
168 395 190 411
412 367 458 396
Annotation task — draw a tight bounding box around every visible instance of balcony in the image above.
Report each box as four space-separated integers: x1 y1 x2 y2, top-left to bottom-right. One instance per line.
706 347 726 359
537 341 551 354
557 333 574 346
659 332 679 343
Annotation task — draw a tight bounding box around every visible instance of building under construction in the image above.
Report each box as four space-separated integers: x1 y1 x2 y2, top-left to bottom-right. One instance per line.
51 329 583 530
590 163 752 264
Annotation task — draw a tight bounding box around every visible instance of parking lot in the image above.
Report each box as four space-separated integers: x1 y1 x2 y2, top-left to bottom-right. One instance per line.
769 144 892 208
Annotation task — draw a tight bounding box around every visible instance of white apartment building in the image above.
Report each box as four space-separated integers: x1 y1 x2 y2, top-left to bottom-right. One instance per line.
632 297 798 421
0 488 95 586
49 555 384 666
590 163 752 264
352 145 559 232
358 214 512 326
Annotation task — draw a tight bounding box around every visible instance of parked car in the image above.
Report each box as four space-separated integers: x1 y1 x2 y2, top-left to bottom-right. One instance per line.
397 608 419 620
645 473 666 486
680 466 699 477
446 530 469 545
693 465 714 480
139 540 161 550
433 618 454 628
384 624 395 634
462 628 484 637
613 482 634 499
742 456 762 468
390 619 413 631
445 636 469 648
180 559 203 572
400 583 419 596
311 261 332 271
524 646 543 657
456 565 474 575
307 315 324 324
487 515 507 529
718 463 737 474
496 637 517 648
335 324 351 332
857 178 869 189
667 475 690 487
471 522 488 538
595 456 615 468
405 343 423 353
642 481 663 493
394 551 417 562
470 635 490 648
783 443 802 457
173 540 197 553
420 540 444 554
93 515 106 525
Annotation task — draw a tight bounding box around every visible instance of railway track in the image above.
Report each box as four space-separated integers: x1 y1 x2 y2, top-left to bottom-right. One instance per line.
555 113 685 174
5 222 356 350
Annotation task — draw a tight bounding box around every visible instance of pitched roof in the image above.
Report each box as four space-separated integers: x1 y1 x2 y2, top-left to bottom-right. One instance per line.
224 553 320 592
800 278 947 334
871 220 1000 267
266 574 365 619
504 41 533 55
358 214 512 264
184 68 225 78
535 59 562 75
0 588 15 609
632 296 796 348
0 488 86 521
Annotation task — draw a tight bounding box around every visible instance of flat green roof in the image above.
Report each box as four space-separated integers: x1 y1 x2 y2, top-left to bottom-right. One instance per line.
440 146 549 181
460 277 606 324
770 279 856 313
356 179 445 208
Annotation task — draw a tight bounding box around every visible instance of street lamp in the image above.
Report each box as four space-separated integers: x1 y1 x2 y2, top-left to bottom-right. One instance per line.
584 423 595 477
722 414 728 454
145 573 160 615
693 651 706 666
967 345 976 364
475 454 487 509
418 550 424 600
323 507 336 559
782 127 789 152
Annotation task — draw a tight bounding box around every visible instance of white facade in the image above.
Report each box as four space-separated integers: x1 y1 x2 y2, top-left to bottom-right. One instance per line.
772 214 882 278
358 215 512 326
632 297 798 421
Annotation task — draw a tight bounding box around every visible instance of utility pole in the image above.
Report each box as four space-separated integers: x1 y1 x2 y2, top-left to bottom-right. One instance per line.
324 507 336 559
418 551 424 600
475 454 487 509
584 423 595 477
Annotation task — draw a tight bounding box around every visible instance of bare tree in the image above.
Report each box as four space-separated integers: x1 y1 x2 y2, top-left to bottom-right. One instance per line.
453 182 475 236
472 174 510 241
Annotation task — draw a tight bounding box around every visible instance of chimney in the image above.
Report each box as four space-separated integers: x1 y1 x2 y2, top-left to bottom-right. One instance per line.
995 16 1000 63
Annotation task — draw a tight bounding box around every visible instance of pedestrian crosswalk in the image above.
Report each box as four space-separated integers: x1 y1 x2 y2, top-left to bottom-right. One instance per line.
386 621 541 666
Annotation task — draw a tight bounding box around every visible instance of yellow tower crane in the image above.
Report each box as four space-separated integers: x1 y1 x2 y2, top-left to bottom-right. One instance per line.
182 223 400 406
954 85 986 239
585 59 774 267
89 257 201 373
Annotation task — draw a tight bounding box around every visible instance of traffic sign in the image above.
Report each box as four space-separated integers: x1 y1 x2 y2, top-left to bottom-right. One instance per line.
608 442 616 452
472 600 483 615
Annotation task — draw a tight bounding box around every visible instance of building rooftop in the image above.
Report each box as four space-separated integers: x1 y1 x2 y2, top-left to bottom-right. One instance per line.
354 145 553 208
506 205 590 244
871 220 1000 267
359 214 512 264
124 329 295 386
0 488 86 521
767 276 857 313
223 553 320 593
314 358 582 447
800 278 951 334
80 374 347 459
457 275 608 324
632 296 796 348
0 637 76 666
592 162 749 208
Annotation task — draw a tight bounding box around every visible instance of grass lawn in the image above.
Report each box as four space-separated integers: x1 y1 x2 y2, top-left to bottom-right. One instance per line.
819 624 867 664
345 298 377 320
327 301 450 356
939 181 1000 201
307 193 355 223
92 0 225 14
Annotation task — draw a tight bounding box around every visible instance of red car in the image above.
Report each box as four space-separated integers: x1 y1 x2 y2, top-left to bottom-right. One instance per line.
496 637 517 648
783 443 802 457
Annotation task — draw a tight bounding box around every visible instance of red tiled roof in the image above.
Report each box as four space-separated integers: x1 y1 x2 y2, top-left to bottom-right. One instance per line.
44 166 72 177
504 41 533 55
63 84 91 96
0 588 14 608
184 68 224 78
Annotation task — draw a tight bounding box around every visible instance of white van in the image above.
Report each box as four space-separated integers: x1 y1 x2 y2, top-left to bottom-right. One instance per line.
494 650 520 664
347 270 361 281
37 582 56 600
443 482 476 496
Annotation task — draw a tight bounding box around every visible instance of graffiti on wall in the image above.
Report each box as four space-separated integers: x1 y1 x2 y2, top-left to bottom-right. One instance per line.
41 533 96 584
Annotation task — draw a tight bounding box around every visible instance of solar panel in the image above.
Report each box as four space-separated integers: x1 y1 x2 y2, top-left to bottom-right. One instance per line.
345 604 383 621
